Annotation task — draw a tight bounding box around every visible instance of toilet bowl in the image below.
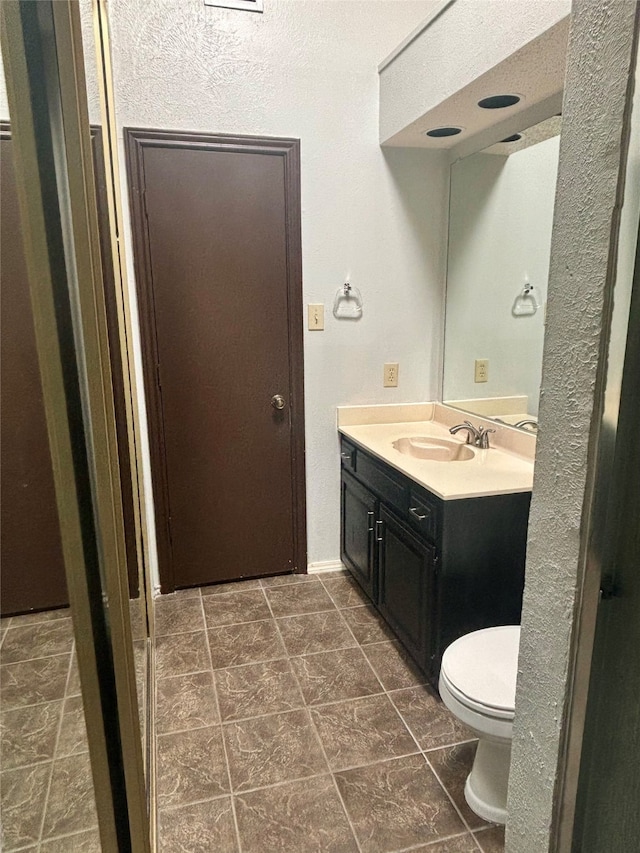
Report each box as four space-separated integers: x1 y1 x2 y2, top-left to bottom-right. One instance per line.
438 625 520 825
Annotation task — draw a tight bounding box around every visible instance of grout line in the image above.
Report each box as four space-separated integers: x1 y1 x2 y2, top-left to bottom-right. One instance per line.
423 750 482 841
3 611 71 629
0 694 68 715
0 648 76 668
198 592 243 853
262 590 363 853
210 651 290 675
173 769 331 805
472 826 500 852
317 747 423 778
422 738 478 753
155 664 212 680
390 829 480 852
263 603 338 619
34 824 100 847
156 791 234 814
37 642 76 845
259 590 308 714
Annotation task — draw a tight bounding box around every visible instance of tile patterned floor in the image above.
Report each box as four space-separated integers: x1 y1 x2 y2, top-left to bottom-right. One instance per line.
0 600 147 853
154 571 506 853
0 609 100 852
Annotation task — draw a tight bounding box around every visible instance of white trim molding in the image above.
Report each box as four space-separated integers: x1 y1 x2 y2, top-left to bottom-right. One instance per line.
307 560 346 575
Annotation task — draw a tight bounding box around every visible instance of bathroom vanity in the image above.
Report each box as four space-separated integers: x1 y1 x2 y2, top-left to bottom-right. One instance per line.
338 405 534 690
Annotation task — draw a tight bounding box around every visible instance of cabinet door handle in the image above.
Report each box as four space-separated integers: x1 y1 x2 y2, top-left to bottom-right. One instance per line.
409 507 427 521
341 452 352 461
367 511 374 532
376 520 384 542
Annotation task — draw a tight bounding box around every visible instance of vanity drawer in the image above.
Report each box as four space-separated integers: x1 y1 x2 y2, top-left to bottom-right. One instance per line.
356 453 408 515
340 439 356 471
407 489 438 542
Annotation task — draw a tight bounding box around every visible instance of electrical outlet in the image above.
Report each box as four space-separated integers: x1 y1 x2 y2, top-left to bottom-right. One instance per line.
384 363 399 387
308 303 324 330
474 359 489 383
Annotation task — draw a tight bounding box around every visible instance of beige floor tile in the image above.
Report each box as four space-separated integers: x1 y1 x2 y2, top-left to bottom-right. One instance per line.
235 775 358 853
202 590 271 627
42 754 98 840
0 700 63 770
264 583 336 618
277 610 356 656
224 708 327 792
156 725 229 809
290 646 382 706
158 796 238 852
0 763 51 849
335 754 466 853
156 671 220 734
215 658 303 722
363 641 428 691
310 694 418 771
207 619 286 669
428 742 491 831
1 655 71 709
390 684 474 750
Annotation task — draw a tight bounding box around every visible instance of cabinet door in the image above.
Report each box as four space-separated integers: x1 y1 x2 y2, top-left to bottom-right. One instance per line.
341 470 377 602
377 505 434 669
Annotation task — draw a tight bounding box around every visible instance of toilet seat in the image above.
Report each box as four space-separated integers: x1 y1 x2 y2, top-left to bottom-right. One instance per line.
440 625 520 718
440 671 514 720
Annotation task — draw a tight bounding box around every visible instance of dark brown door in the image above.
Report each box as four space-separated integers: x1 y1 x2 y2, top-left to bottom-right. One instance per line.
125 130 306 592
1 124 67 614
0 124 138 615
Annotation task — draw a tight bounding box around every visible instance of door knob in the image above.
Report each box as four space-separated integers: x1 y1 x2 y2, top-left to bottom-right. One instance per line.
271 394 286 410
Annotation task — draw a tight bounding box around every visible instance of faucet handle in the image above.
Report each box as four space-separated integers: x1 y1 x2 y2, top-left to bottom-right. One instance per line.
477 426 496 449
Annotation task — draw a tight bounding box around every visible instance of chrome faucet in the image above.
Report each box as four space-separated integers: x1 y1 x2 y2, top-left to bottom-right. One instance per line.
514 419 538 431
449 420 496 449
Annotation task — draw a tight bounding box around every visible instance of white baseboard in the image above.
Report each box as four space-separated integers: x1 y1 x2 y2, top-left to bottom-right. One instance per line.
307 560 346 575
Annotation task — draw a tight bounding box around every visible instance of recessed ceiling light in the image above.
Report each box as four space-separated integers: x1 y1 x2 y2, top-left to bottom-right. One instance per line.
478 94 521 109
500 134 522 143
424 126 463 138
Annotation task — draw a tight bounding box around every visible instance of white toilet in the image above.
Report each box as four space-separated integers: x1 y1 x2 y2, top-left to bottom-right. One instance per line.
438 625 520 825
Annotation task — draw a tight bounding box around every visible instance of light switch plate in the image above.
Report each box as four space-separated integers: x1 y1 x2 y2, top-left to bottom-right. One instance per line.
384 363 399 387
475 359 489 383
308 304 324 331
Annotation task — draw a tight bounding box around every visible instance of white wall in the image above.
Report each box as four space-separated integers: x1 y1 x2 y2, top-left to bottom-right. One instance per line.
105 0 448 576
506 1 639 849
444 135 560 415
379 0 571 144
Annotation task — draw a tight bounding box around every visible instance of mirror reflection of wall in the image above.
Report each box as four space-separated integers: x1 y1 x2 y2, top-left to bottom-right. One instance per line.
443 118 561 430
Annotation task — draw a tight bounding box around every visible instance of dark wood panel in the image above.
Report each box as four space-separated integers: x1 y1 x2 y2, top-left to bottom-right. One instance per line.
125 130 306 591
435 492 530 664
341 470 378 601
378 505 433 667
0 126 68 615
0 124 139 614
355 452 408 516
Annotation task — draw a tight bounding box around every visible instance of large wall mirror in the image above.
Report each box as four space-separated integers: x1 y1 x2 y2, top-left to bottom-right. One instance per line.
443 115 562 432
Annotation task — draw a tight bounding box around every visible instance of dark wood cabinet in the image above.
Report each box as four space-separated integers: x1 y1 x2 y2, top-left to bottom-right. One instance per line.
377 504 434 666
341 469 378 601
340 437 530 688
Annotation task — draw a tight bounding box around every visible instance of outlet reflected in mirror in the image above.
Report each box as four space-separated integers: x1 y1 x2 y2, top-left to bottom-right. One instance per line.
442 116 561 431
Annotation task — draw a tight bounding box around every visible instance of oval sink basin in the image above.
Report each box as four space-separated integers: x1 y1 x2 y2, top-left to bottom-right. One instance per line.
393 436 475 462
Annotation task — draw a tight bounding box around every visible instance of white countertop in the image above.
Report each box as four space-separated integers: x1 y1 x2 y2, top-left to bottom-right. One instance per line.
338 404 535 500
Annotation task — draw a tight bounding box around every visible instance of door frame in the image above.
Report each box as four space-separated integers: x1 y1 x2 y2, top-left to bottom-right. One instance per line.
124 128 307 592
